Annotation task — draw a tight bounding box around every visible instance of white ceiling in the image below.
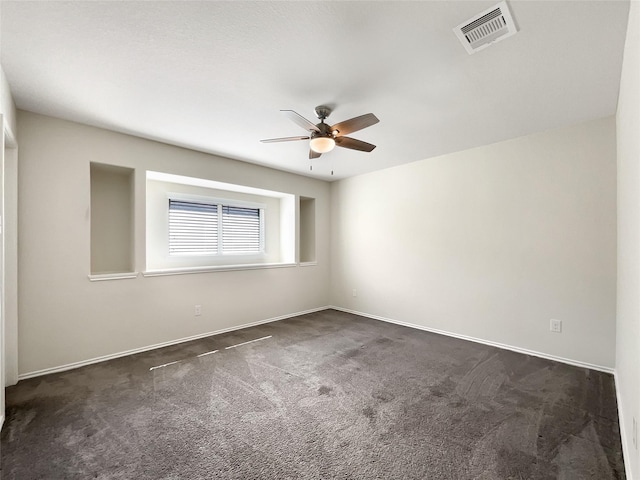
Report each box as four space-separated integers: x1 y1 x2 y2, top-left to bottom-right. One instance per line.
0 1 630 181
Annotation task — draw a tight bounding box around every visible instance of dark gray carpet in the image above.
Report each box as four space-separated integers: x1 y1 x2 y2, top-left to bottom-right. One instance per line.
1 309 626 479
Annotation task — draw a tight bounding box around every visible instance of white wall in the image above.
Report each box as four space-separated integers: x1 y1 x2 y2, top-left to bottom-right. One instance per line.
1 68 17 142
331 116 617 369
616 0 640 476
1 62 19 421
3 146 17 387
17 111 330 376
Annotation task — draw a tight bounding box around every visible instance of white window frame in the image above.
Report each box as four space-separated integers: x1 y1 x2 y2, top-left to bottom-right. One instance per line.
167 193 266 257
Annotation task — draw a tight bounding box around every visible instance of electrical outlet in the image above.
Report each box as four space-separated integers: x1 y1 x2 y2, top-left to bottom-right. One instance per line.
550 319 562 333
352 289 357 297
195 305 202 316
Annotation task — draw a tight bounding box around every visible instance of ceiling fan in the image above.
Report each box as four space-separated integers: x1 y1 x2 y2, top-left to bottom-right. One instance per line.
261 106 379 159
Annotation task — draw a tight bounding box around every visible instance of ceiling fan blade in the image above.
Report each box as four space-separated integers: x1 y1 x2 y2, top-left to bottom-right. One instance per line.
309 149 322 159
281 110 321 133
331 113 379 136
335 136 376 152
260 136 310 143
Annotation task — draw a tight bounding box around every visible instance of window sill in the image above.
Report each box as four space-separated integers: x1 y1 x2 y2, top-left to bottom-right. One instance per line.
143 262 297 277
88 272 139 282
299 261 318 267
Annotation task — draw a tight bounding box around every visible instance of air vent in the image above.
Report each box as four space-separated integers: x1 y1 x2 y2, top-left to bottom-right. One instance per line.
453 1 517 55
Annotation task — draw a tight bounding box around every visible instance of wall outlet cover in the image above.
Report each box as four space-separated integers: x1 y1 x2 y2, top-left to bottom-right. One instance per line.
550 319 562 333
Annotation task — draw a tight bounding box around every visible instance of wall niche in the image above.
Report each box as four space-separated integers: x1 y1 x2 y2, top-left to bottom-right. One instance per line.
90 162 134 275
299 196 316 264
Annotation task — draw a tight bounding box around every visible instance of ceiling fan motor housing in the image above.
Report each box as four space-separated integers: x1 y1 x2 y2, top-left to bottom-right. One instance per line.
314 122 333 136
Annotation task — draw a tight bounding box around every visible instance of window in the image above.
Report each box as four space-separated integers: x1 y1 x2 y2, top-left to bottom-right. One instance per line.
168 200 218 255
221 205 262 253
145 171 295 273
168 199 263 256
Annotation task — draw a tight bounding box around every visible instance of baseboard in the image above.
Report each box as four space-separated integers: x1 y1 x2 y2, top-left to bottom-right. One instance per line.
330 306 615 374
18 306 331 381
0 414 4 431
614 371 634 480
17 304 614 378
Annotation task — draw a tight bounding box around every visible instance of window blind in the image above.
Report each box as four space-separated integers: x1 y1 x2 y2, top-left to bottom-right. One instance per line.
169 199 262 255
222 205 262 253
169 200 218 254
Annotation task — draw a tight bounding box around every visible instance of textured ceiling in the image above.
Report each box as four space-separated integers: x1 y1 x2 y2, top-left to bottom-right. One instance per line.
0 1 630 181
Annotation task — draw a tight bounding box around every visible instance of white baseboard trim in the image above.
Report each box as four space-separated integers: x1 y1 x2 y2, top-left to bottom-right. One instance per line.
330 306 615 374
17 304 615 378
0 414 4 432
18 306 331 381
614 371 633 480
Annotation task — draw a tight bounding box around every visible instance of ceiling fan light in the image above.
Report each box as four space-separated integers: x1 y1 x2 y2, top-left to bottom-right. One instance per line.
310 136 335 153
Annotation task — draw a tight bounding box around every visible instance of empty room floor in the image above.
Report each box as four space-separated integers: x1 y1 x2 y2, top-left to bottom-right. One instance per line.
1 310 625 479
